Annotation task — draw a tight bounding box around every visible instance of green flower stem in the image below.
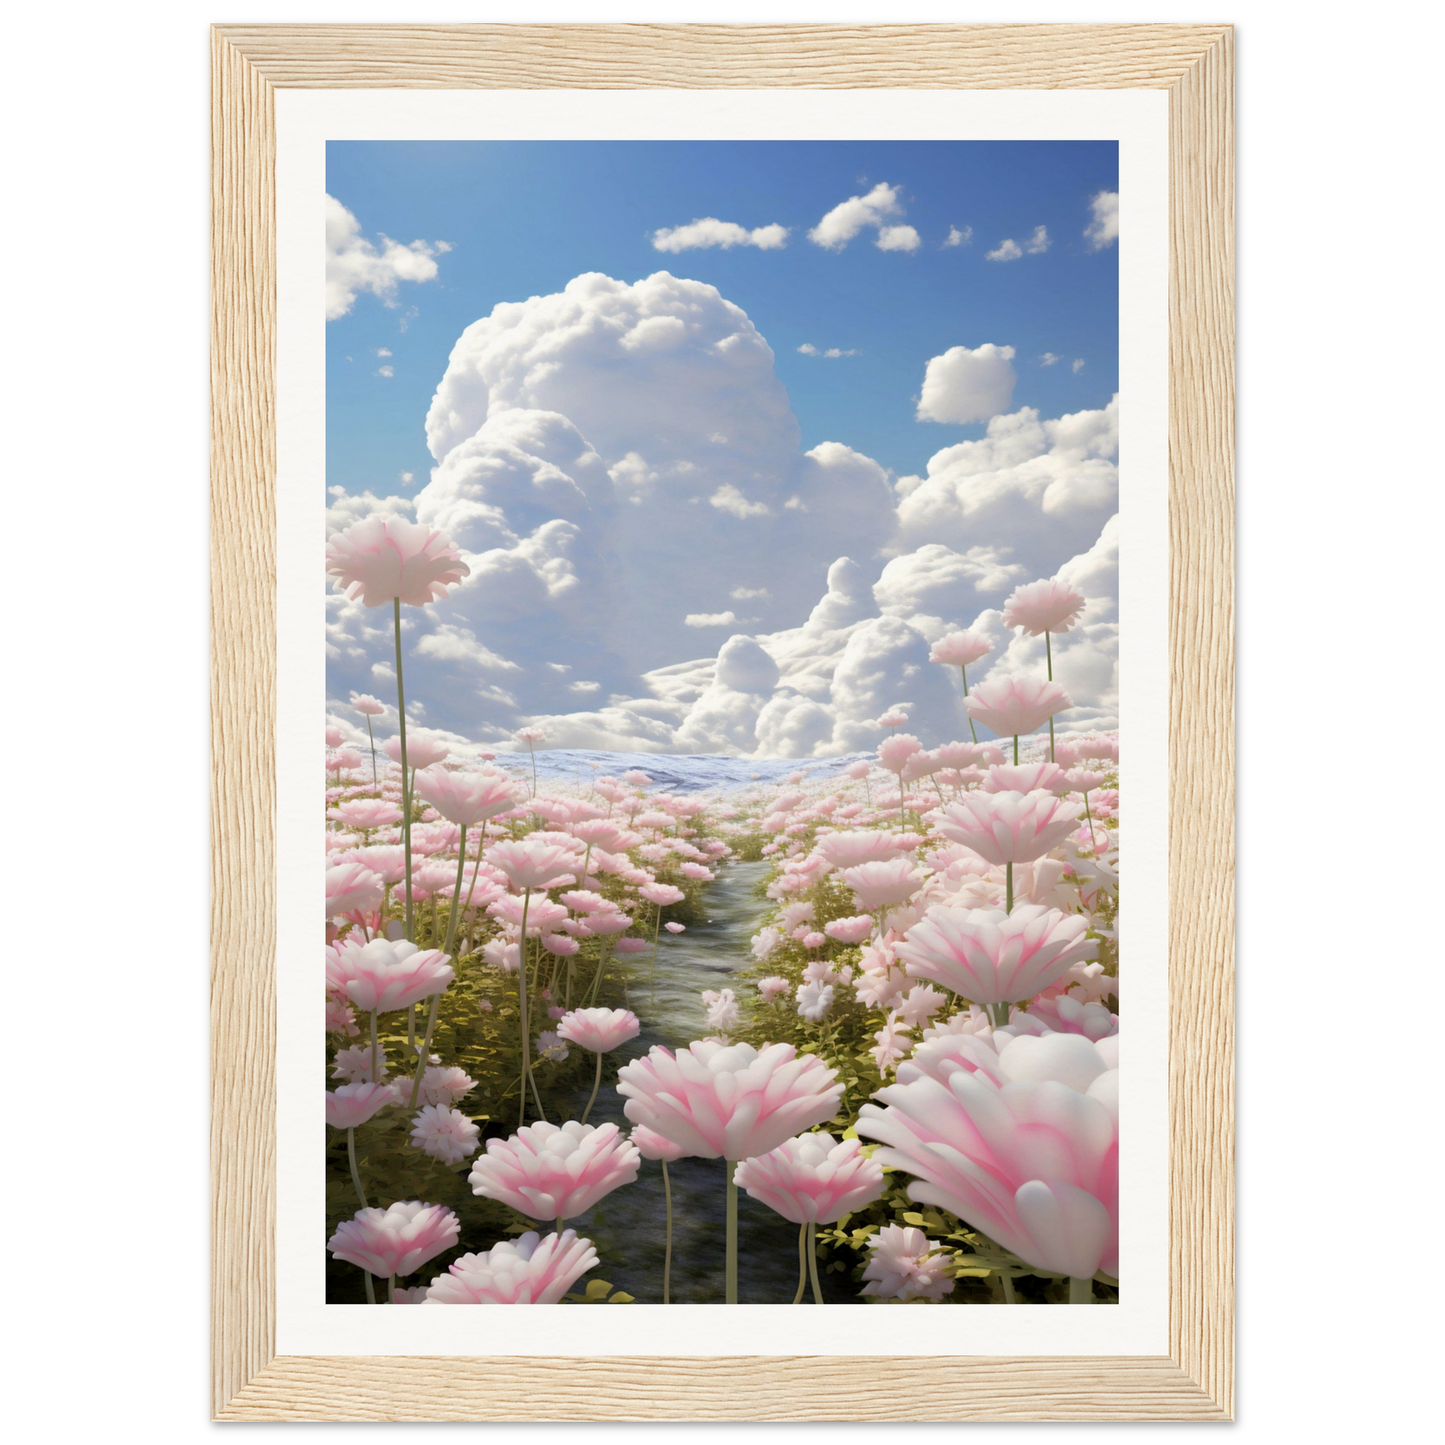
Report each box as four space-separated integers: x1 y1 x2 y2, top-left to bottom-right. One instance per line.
1001 1273 1017 1304
1082 790 1096 843
1006 861 1014 914
807 1222 824 1304
662 1160 674 1305
365 715 378 792
387 1275 396 1303
581 1050 604 1124
725 1167 739 1304
1045 631 1056 762
517 891 533 1130
346 1127 368 1209
1013 733 1020 766
369 1011 379 1088
960 665 978 744
793 1223 808 1304
392 598 415 942
363 1270 376 1305
1069 1276 1094 1304
555 1215 564 1235
988 1001 1011 1029
649 907 664 1006
408 993 441 1109
441 825 467 959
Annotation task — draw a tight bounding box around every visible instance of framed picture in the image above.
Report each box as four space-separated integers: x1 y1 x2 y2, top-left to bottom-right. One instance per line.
212 22 1233 1422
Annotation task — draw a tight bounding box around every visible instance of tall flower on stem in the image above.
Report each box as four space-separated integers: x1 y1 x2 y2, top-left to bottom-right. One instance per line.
557 1007 641 1122
326 514 469 942
638 882 686 1004
515 726 547 798
965 675 1073 767
327 1201 460 1303
929 631 992 744
351 692 387 790
617 1041 843 1303
1002 578 1086 762
631 1125 689 1303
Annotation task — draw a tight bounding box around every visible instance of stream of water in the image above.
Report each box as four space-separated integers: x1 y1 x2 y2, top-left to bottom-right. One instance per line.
563 858 856 1304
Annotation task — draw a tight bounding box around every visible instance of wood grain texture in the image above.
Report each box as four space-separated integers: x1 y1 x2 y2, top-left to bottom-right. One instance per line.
217 1355 1227 1423
215 21 1231 90
210 22 1234 1422
1168 26 1236 1422
210 27 277 1420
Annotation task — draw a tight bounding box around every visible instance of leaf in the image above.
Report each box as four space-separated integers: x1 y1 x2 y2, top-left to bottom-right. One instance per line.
902 1212 927 1227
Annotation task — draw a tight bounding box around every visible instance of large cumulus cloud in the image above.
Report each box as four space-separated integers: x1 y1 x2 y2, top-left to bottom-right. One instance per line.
326 271 1119 756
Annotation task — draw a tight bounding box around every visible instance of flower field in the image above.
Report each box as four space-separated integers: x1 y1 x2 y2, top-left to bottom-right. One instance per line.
324 515 1120 1306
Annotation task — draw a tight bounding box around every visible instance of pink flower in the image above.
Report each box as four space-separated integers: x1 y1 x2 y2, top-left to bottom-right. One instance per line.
639 882 686 908
325 862 385 918
630 1124 690 1161
487 839 579 892
614 937 650 955
757 976 791 1003
540 933 579 956
877 709 909 729
332 1042 386 1083
383 730 451 770
813 831 903 870
391 1286 430 1303
860 1224 956 1301
327 1201 461 1278
982 762 1070 795
342 844 407 886
840 859 925 912
857 1034 1118 1279
416 1066 475 1106
468 1121 641 1221
895 904 1096 1005
617 1041 843 1161
823 914 875 944
557 1007 641 1054
844 761 871 780
733 1132 885 1224
932 791 1083 866
412 767 520 826
325 1082 395 1129
351 692 387 717
325 514 470 608
424 1230 597 1304
703 988 740 1034
795 980 835 1021
1002 577 1087 636
965 675 1073 740
929 630 992 666
328 798 404 830
665 921 687 933
336 938 454 1014
410 1105 481 1165
878 733 923 773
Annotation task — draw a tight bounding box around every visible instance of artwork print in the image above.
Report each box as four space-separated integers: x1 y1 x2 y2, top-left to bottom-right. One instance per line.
322 140 1121 1309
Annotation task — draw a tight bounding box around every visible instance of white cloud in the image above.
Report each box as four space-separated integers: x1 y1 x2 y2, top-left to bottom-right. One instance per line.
798 344 859 359
328 269 1119 756
797 343 819 355
987 238 1023 262
376 347 392 357
709 484 772 519
1085 190 1120 250
943 225 973 248
399 470 416 486
376 365 394 378
1040 352 1061 367
651 217 789 252
325 195 445 321
1025 225 1051 254
876 225 921 253
808 182 905 251
1072 358 1086 374
916 343 1018 424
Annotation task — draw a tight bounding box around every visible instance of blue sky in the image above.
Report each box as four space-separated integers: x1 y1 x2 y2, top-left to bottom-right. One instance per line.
325 140 1117 501
324 140 1121 757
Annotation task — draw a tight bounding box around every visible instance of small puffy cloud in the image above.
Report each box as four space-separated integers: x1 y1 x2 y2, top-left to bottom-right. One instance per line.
916 343 1018 425
685 611 740 628
569 680 602 694
414 623 521 671
876 224 921 253
325 195 445 320
399 470 416 485
732 585 769 600
943 225 972 248
808 182 904 251
797 343 819 355
376 364 395 378
798 344 859 359
1040 352 1061 367
987 238 1023 262
709 484 772 519
651 217 789 252
1025 225 1051 254
375 347 392 357
1072 358 1086 374
1085 190 1119 250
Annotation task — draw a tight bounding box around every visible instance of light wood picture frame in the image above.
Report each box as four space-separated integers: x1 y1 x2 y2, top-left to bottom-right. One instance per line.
211 21 1233 1422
